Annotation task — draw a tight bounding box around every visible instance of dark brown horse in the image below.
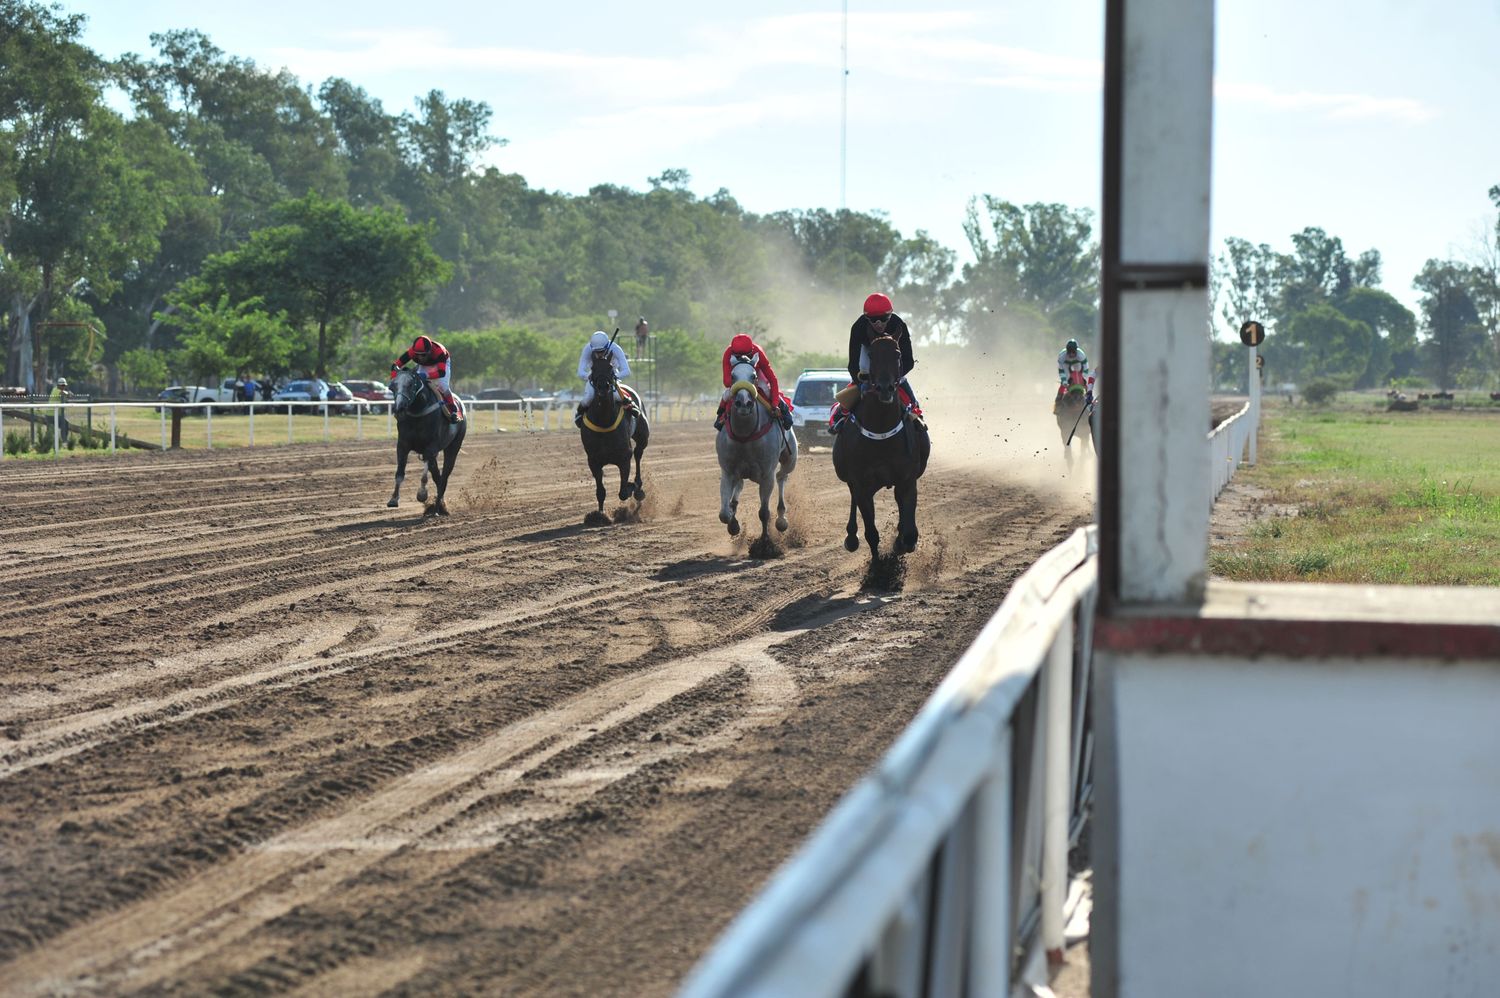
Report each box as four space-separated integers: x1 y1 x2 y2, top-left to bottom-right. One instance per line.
579 347 649 516
386 368 466 515
831 335 930 556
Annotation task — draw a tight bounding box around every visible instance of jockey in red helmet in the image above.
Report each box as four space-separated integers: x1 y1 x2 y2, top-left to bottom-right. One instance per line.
391 335 461 422
830 292 924 433
714 333 793 432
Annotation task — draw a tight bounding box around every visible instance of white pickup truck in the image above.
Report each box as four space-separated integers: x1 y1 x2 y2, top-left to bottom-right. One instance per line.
156 385 233 413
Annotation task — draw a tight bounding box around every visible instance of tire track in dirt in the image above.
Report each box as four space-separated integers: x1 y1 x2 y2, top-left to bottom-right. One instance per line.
0 622 819 997
0 421 1090 996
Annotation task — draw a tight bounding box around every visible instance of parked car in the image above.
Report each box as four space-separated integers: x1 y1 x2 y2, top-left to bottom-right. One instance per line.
156 385 229 413
789 368 849 438
477 387 523 407
272 378 331 404
324 381 366 415
343 379 394 408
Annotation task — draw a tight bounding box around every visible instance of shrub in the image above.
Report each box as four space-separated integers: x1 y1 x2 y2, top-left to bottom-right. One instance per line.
4 431 27 456
1302 380 1339 406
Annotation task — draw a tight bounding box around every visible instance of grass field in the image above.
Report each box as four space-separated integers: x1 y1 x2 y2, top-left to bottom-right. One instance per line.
1212 401 1500 585
1 402 578 458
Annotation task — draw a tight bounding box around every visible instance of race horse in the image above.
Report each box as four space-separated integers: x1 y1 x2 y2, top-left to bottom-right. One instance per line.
831 335 931 557
1053 384 1096 473
387 368 466 515
716 357 797 540
579 347 649 515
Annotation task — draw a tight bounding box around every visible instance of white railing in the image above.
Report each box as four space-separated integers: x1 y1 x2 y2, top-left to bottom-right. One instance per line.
0 396 714 458
681 527 1099 998
1207 399 1255 503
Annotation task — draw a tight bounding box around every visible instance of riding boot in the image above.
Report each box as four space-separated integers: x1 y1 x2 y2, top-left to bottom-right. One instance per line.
443 401 460 423
778 399 793 430
713 401 726 432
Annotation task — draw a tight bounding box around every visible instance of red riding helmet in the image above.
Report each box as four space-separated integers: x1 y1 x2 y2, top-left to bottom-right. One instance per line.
863 292 893 317
729 333 755 355
411 335 435 359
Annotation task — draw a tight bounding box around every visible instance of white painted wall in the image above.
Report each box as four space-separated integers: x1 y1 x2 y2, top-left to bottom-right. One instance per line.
1107 652 1500 997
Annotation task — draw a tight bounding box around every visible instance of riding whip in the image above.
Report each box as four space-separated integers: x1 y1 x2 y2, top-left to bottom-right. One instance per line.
1066 398 1096 447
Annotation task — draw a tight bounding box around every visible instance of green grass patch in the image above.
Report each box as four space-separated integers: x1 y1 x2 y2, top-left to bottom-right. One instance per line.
1211 403 1500 585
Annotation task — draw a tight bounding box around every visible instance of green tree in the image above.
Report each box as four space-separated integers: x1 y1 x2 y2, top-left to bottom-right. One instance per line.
161 292 295 378
117 346 169 395
1283 303 1372 387
1413 259 1486 391
198 194 451 378
1 3 164 389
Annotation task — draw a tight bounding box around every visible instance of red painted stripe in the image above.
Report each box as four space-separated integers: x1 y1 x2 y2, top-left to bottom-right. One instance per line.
1096 615 1500 662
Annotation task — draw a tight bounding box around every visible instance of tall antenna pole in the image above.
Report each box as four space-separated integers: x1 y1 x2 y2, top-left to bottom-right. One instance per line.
840 0 849 303
840 0 848 214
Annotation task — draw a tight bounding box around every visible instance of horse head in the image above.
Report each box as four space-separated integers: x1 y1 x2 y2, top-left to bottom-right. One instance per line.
865 335 902 404
390 369 431 417
728 357 760 413
589 349 617 399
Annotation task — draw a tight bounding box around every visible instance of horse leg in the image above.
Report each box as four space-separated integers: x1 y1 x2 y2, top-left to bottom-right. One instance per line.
895 478 920 553
719 469 741 535
433 435 463 516
756 473 774 536
631 428 648 501
388 446 409 507
857 488 881 558
592 462 607 513
617 459 632 502
843 492 860 552
424 453 446 515
774 436 795 532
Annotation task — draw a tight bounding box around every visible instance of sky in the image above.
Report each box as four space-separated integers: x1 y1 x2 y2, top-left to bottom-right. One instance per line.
71 0 1500 326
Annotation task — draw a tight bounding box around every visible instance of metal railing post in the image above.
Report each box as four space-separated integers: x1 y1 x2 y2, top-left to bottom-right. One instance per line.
248 402 255 447
53 404 60 455
110 406 117 454
1043 623 1074 965
206 404 213 449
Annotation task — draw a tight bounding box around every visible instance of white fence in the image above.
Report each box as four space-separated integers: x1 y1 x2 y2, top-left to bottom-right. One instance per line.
0 396 713 458
682 399 1260 998
681 527 1099 998
1208 399 1255 503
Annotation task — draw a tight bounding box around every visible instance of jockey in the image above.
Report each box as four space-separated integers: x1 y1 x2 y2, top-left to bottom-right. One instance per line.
575 330 632 427
714 333 793 432
831 292 923 433
1057 339 1092 401
391 334 460 422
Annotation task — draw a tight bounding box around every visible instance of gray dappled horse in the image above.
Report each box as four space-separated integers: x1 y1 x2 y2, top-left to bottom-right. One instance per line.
579 348 649 515
831 335 931 557
1053 384 1096 473
387 368 467 515
716 358 798 539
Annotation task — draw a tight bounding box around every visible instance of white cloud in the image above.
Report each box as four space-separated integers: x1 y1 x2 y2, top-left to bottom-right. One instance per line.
1215 80 1436 123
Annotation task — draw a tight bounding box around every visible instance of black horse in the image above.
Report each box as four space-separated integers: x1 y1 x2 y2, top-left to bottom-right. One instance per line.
387 368 466 515
579 349 649 516
831 335 931 556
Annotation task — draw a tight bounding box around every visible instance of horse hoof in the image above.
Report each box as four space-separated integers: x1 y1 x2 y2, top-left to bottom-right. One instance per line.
844 535 859 553
437 503 449 516
387 499 398 508
775 516 789 532
634 487 645 501
719 511 731 524
728 519 740 537
417 492 428 504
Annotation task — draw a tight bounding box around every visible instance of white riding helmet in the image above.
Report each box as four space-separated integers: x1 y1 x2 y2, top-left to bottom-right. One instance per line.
589 330 610 352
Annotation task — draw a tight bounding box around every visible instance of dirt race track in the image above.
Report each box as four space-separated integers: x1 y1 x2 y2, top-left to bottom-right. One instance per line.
0 413 1090 997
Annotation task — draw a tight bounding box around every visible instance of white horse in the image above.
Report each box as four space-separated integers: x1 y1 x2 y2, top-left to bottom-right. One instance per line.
716 359 797 539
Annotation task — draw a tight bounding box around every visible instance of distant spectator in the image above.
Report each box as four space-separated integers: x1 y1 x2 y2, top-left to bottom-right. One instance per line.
634 316 649 356
260 378 274 402
240 376 257 403
47 377 71 445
